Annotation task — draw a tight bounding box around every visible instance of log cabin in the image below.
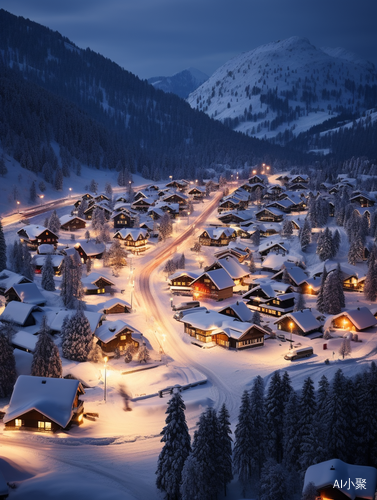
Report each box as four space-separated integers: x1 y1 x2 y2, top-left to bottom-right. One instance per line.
82 273 115 295
242 283 295 317
4 376 85 432
198 227 237 246
217 301 254 322
17 225 59 250
187 186 206 199
191 268 234 301
274 309 322 336
205 256 250 285
111 211 134 229
83 203 112 220
59 215 86 231
168 271 200 295
330 307 377 332
74 241 106 263
5 283 46 306
100 298 132 315
94 320 140 354
350 193 375 207
113 228 149 253
255 207 284 222
0 270 32 295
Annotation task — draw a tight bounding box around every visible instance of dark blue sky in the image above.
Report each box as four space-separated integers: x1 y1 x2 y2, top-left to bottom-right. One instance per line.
2 0 377 79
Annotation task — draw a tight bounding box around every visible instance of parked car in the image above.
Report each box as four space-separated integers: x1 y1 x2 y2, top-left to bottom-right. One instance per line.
284 346 313 361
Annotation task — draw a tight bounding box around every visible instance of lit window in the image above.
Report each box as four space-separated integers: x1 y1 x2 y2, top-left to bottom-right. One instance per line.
45 422 52 430
15 419 22 427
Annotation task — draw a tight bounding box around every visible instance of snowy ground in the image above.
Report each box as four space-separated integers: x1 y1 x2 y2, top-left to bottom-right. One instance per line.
1 176 377 499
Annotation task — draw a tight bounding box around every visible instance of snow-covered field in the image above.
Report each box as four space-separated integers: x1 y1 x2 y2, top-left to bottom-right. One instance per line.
1 175 377 499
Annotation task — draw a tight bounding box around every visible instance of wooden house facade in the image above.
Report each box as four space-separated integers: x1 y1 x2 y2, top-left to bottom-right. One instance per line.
95 321 140 354
112 211 134 229
17 225 59 249
60 216 86 232
82 274 115 295
191 269 234 301
274 309 322 336
198 228 236 247
114 229 148 253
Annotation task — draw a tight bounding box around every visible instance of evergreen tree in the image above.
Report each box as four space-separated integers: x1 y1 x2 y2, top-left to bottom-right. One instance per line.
259 458 289 500
77 199 88 219
339 337 351 359
282 219 293 238
248 253 256 273
364 252 377 301
0 333 17 397
60 255 72 307
217 403 233 496
328 369 350 461
138 345 150 363
301 482 318 500
0 221 6 272
300 219 311 251
283 391 301 472
0 156 8 177
298 377 317 474
315 375 331 462
159 213 173 241
109 240 127 275
323 271 343 314
48 210 61 235
21 243 34 281
41 253 56 291
29 180 37 203
89 179 98 193
233 390 253 495
156 391 191 500
294 292 306 311
316 265 328 313
54 167 63 191
249 375 265 479
264 371 284 462
252 310 261 326
31 316 62 378
332 229 341 257
348 232 364 265
180 454 201 500
251 228 260 247
316 227 333 261
62 309 92 361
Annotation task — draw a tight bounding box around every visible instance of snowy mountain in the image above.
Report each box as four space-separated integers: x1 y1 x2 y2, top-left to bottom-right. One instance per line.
148 67 208 98
187 37 377 150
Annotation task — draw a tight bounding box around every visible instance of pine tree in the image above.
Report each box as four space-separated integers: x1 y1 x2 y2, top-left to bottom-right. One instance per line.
323 271 342 314
109 240 127 275
364 253 377 301
48 210 60 235
217 403 233 496
301 482 318 500
21 244 34 281
316 227 333 261
300 219 311 251
332 229 341 257
60 255 72 307
138 345 150 363
29 180 37 203
328 369 350 461
156 391 191 500
339 337 351 359
233 390 253 495
0 221 6 272
348 232 364 265
180 454 201 500
264 371 284 462
89 179 98 193
259 458 289 500
298 377 317 473
77 199 88 219
0 156 8 177
316 265 328 313
31 316 62 378
249 375 265 478
248 253 256 273
283 391 301 472
54 167 63 191
62 309 93 361
41 253 55 291
0 333 17 397
294 292 306 311
282 219 293 238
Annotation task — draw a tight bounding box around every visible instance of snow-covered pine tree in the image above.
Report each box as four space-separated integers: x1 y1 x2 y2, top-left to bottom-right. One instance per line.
89 179 98 194
259 458 289 500
282 219 293 238
339 337 351 359
335 263 345 308
298 377 317 474
159 213 173 241
29 180 37 203
248 252 256 273
314 375 331 463
252 310 261 326
60 255 72 307
316 265 328 313
252 228 260 247
54 167 63 191
316 227 333 261
233 390 253 495
327 369 350 461
0 333 17 397
301 482 318 500
104 182 113 198
48 210 60 235
138 345 150 363
300 219 311 251
364 252 377 301
21 243 34 281
109 240 127 275
156 391 191 500
264 371 284 462
31 316 62 378
294 292 306 311
62 309 93 361
217 403 233 496
41 253 55 291
282 391 301 473
0 221 6 272
178 253 185 269
348 231 364 265
180 454 201 500
332 229 341 258
249 375 265 479
77 199 88 219
323 271 342 315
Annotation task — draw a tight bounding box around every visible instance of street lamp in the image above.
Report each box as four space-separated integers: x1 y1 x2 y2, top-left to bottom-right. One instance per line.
69 187 72 198
290 322 294 347
253 170 257 175
16 201 20 213
187 211 190 225
104 356 108 402
39 194 44 206
170 296 173 309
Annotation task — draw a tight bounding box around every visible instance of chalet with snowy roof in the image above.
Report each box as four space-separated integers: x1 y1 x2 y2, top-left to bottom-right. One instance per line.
162 192 189 208
131 197 155 212
218 198 244 213
43 309 103 335
153 202 180 218
301 276 321 295
94 320 140 354
82 273 115 295
0 271 32 295
165 180 188 190
114 228 148 253
4 375 85 432
187 186 205 199
191 268 234 301
330 307 377 332
146 184 160 191
289 174 309 184
5 283 46 306
100 298 132 315
239 182 264 194
267 199 296 213
0 302 42 327
272 264 308 290
205 256 250 285
37 244 55 255
243 283 295 317
259 240 287 257
74 241 106 263
94 193 110 203
198 227 237 246
217 301 253 322
83 202 111 220
111 211 134 229
168 271 201 295
274 309 322 336
217 209 255 225
255 207 284 223
134 190 149 201
214 247 249 263
59 215 86 231
82 193 94 201
17 225 58 249
248 174 267 184
147 207 165 220
11 331 38 353
350 193 375 207
32 254 64 275
258 222 282 237
180 309 267 349
303 459 377 500
287 181 308 191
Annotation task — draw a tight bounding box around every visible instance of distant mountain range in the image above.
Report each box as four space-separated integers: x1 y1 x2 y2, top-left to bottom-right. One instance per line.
187 36 377 157
148 67 208 99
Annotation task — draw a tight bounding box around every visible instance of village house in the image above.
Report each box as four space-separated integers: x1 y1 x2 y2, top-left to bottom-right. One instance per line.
248 173 267 185
191 268 234 301
59 215 86 231
113 228 149 253
161 192 189 209
83 202 112 220
11 330 38 353
214 245 250 263
0 270 32 295
165 180 188 191
217 208 255 225
82 273 116 295
255 207 284 223
198 227 237 246
179 308 267 349
94 320 140 354
303 459 377 500
100 298 132 315
243 283 295 317
43 308 103 335
259 240 288 258
258 222 282 237
4 376 85 432
74 241 106 263
131 197 155 212
4 282 46 306
272 263 309 290
187 186 206 199
168 270 201 295
217 301 254 322
330 306 377 331
205 256 250 285
350 192 375 207
111 211 134 229
0 302 42 327
32 254 64 276
17 225 59 249
274 309 322 336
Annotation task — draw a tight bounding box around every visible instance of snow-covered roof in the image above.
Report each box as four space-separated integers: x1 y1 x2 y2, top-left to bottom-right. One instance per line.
113 228 148 241
217 256 250 280
99 298 131 312
200 227 236 240
59 214 86 226
3 375 84 428
259 239 287 254
272 266 308 286
303 459 377 500
257 222 282 233
217 301 253 322
17 224 57 240
32 254 64 268
82 273 115 288
0 270 32 291
43 308 103 334
310 260 362 279
274 309 321 333
94 320 138 343
5 283 46 305
75 241 106 256
261 253 303 271
192 268 234 290
0 302 41 326
12 331 38 352
37 244 55 254
332 307 377 330
256 207 284 217
168 270 200 282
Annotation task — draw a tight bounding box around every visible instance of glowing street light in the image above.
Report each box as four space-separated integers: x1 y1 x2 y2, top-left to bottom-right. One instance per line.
69 187 72 198
39 194 44 206
253 170 257 175
104 356 108 402
187 211 191 225
170 296 173 309
16 201 20 213
290 321 294 347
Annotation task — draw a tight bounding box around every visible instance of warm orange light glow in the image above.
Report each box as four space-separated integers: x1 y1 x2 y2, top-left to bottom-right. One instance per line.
253 170 257 174
104 356 108 364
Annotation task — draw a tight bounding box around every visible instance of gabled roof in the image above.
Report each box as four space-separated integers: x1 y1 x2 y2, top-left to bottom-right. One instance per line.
0 270 32 291
32 254 64 269
5 283 46 305
168 270 200 282
216 256 250 280
82 273 115 289
75 241 106 256
59 214 86 226
17 224 58 240
274 309 321 333
259 240 287 254
272 266 308 286
43 308 102 334
113 228 148 241
192 268 234 290
12 331 38 352
0 302 42 326
94 320 138 343
99 297 132 312
332 307 377 330
200 227 236 240
4 375 84 428
218 301 253 322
